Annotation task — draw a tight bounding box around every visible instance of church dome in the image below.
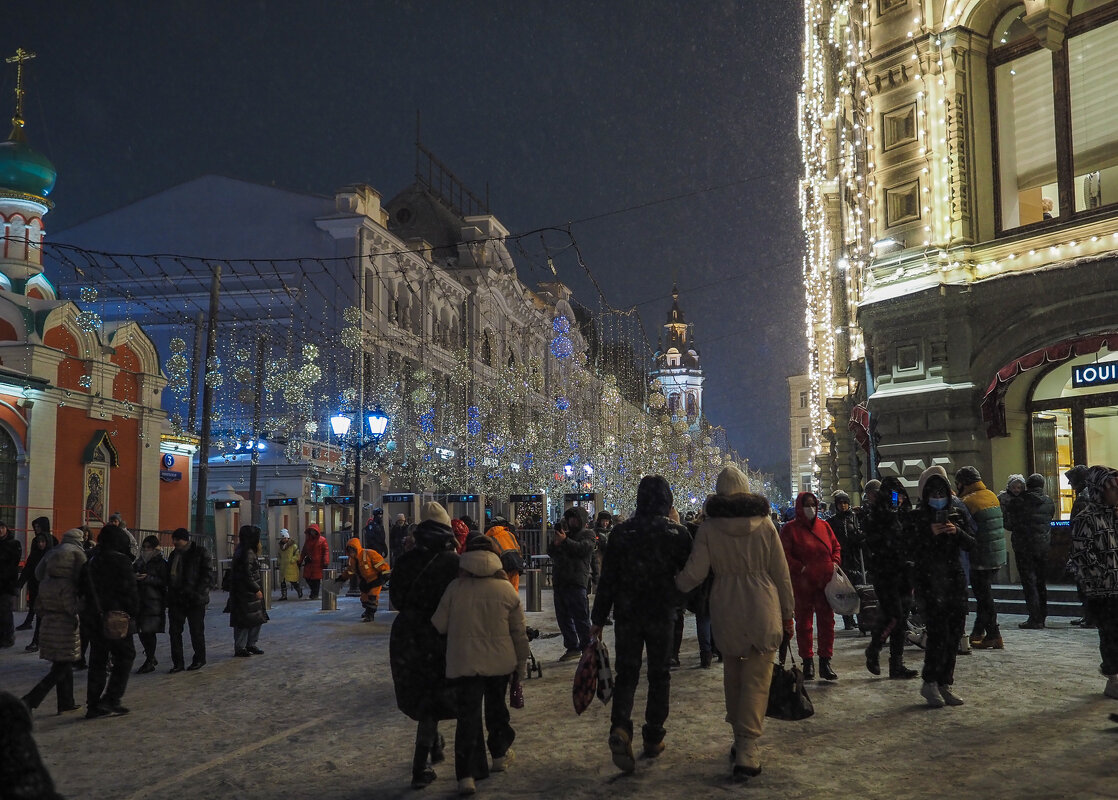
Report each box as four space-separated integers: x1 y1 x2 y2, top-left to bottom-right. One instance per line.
0 133 56 199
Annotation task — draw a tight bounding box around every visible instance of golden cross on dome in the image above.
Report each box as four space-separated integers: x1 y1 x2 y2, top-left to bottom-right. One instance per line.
5 48 37 132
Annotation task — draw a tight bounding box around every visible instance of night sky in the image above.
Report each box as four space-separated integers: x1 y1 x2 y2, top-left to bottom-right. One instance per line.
4 1 805 478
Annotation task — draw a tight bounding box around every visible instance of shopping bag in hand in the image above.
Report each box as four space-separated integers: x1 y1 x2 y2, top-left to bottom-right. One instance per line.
595 638 614 704
572 642 598 715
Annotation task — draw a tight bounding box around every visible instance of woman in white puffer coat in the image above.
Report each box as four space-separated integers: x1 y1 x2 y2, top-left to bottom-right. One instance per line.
676 466 794 782
432 537 530 796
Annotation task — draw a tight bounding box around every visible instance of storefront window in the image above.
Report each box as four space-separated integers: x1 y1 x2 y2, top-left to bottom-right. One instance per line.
1084 407 1118 468
1031 409 1073 514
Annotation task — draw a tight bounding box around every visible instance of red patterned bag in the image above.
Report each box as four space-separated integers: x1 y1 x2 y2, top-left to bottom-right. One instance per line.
572 643 598 715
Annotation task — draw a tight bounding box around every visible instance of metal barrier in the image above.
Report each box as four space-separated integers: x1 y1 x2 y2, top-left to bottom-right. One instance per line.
524 569 542 612
259 560 272 611
321 568 338 610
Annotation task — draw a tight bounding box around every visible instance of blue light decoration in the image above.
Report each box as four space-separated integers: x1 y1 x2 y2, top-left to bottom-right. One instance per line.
556 396 570 411
550 314 573 359
523 452 534 470
467 405 481 436
418 408 435 436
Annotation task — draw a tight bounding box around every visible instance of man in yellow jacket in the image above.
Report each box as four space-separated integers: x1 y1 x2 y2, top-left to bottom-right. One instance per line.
336 537 390 621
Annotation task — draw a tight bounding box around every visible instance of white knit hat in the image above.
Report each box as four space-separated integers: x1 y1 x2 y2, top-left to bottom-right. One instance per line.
421 501 451 527
715 465 750 496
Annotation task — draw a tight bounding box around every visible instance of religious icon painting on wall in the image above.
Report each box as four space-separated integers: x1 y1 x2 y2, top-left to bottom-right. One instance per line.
84 461 108 525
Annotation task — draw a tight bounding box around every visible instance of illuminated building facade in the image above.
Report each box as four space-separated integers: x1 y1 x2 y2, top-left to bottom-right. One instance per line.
800 0 1118 516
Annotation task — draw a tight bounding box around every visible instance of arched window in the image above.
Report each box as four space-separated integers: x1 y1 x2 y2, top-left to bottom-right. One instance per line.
686 393 698 418
668 393 680 414
481 331 493 367
0 427 17 527
992 2 1118 231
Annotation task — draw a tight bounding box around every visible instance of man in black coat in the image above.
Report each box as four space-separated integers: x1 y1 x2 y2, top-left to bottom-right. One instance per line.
590 475 692 773
1007 473 1056 629
549 506 595 661
0 522 21 648
166 528 213 673
83 525 139 717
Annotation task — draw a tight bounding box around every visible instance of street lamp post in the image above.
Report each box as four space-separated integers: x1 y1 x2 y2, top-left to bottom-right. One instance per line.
329 408 390 527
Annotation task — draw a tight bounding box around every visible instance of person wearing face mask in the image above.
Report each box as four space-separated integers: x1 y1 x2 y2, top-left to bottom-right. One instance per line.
909 466 975 708
779 492 842 681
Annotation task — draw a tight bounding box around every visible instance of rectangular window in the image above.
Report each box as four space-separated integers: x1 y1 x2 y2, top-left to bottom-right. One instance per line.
800 428 811 448
996 49 1059 228
882 103 918 151
1069 20 1118 211
885 180 921 227
799 390 808 408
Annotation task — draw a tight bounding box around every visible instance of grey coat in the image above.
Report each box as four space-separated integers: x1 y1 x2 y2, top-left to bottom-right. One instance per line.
33 532 86 663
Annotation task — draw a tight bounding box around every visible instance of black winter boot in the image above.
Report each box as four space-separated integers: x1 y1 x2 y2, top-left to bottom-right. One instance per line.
865 644 881 676
802 657 815 681
888 655 918 679
411 743 435 789
819 657 838 681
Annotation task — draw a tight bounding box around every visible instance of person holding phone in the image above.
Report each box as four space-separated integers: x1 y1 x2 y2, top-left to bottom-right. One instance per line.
909 466 975 708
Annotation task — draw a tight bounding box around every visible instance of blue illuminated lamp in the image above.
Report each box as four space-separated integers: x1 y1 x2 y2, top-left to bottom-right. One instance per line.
367 408 389 437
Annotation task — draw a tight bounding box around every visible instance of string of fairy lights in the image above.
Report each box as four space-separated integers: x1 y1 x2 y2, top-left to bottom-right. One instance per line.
22 230 766 517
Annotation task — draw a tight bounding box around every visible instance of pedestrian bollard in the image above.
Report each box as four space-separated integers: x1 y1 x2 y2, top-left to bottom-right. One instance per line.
258 559 272 611
525 569 542 613
321 587 338 611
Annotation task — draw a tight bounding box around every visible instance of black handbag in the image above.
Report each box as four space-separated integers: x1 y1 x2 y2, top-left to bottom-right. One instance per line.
766 641 814 721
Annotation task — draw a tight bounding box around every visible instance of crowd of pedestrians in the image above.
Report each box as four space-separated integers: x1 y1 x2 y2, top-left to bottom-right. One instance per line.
5 458 1118 793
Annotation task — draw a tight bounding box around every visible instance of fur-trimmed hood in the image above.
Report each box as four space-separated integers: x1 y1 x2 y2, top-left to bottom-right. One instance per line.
704 493 771 519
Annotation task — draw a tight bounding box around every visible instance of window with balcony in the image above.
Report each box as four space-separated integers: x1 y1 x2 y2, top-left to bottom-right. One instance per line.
992 3 1118 232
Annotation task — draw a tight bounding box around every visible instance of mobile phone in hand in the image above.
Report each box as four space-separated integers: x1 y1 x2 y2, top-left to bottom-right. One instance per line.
935 509 948 524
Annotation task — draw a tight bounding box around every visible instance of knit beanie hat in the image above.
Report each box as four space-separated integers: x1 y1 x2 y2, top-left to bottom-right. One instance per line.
1026 473 1046 491
421 501 451 528
955 466 982 487
863 479 881 495
1006 474 1026 491
832 490 851 503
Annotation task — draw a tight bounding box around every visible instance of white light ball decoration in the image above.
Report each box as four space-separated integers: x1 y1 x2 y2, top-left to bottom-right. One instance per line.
341 327 362 350
78 374 92 390
413 367 430 382
233 366 253 384
410 388 428 405
79 286 98 303
204 371 224 388
701 435 713 446
650 437 664 453
302 344 319 362
305 420 318 435
76 310 101 332
169 337 186 354
648 392 666 410
234 348 252 363
673 420 689 434
343 306 362 326
206 356 221 371
650 378 662 392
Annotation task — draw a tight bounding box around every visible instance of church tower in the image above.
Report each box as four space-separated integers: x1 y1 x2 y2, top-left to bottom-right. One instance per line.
0 49 57 296
650 283 703 429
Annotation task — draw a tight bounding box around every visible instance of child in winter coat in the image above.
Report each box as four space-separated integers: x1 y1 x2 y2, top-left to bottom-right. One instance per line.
276 530 302 600
431 537 530 796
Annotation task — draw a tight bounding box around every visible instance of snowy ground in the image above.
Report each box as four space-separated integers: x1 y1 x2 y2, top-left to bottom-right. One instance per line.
3 589 1116 800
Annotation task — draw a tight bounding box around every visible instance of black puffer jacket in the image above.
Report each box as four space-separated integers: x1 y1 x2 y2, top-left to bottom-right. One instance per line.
228 545 267 628
906 503 975 606
591 475 692 625
17 533 54 595
133 551 169 634
861 477 913 597
1006 475 1056 554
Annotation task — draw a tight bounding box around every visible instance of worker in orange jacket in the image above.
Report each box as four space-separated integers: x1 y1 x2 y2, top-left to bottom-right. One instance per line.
485 519 524 591
336 537 390 621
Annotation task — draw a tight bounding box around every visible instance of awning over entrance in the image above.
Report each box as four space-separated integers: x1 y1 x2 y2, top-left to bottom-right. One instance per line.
980 332 1118 438
848 402 871 453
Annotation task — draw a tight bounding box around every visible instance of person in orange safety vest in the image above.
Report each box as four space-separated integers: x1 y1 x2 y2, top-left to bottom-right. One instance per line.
336 537 391 621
